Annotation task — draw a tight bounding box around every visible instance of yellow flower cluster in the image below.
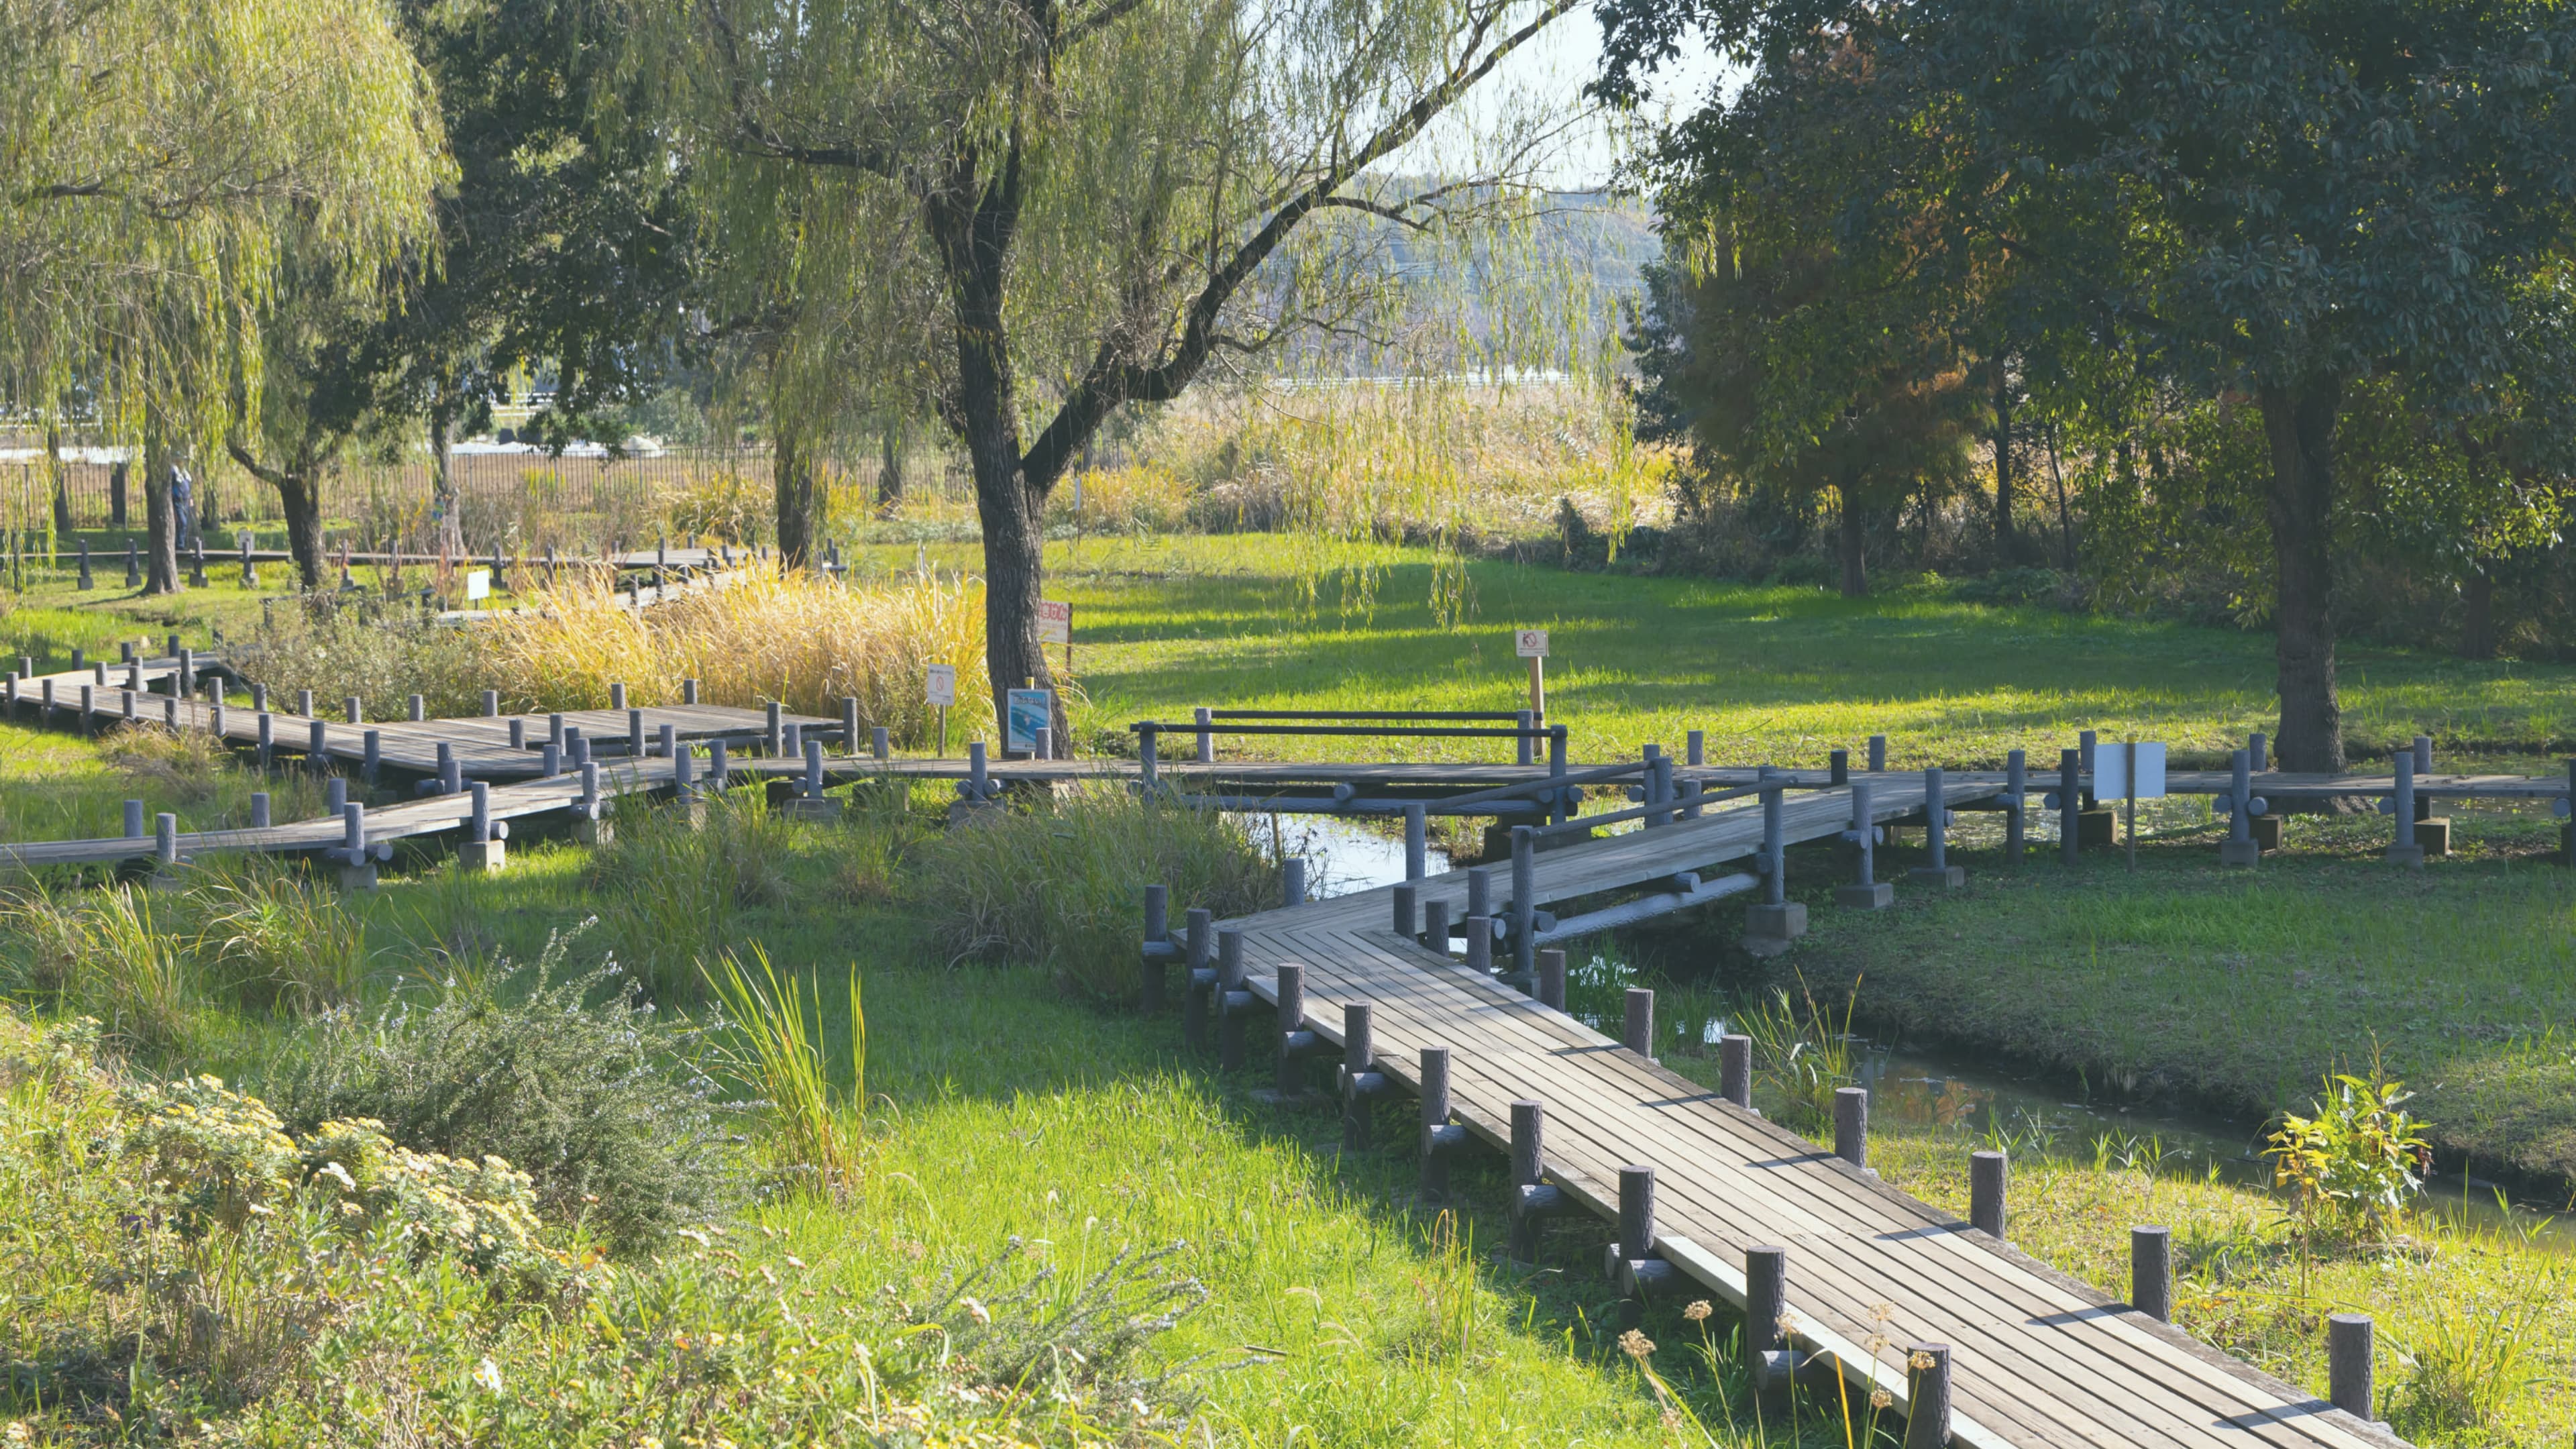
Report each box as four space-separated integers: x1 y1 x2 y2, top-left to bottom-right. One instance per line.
116 1073 568 1286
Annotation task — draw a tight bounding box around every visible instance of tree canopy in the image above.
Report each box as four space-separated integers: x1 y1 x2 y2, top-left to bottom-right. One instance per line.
620 0 1589 733
0 0 450 590
1606 0 2576 767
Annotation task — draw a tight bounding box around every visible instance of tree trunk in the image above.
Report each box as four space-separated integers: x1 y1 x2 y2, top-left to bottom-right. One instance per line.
428 398 464 557
877 422 904 513
46 426 72 537
142 437 180 596
951 268 1065 750
1835 482 1868 598
1990 363 2017 564
773 421 820 567
2461 564 2496 660
279 472 325 589
2256 378 2345 771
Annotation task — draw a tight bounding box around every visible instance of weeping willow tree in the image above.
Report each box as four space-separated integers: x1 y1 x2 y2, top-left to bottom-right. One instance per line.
622 0 1590 741
0 0 449 590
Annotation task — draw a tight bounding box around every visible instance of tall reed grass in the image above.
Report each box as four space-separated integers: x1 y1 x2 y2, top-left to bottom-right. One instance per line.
908 785 1277 997
702 945 865 1201
586 788 797 1000
474 570 990 743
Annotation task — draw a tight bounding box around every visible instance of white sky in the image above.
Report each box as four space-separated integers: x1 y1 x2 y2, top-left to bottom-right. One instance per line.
1396 3 1735 193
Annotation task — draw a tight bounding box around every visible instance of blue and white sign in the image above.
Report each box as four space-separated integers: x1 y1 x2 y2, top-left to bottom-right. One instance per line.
1004 688 1053 754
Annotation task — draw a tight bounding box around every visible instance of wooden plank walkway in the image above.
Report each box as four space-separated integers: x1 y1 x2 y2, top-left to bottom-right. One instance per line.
1210 775 2406 1449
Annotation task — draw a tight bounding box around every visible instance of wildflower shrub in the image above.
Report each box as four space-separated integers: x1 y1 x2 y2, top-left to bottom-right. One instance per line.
0 1010 1205 1444
909 786 1279 996
270 934 745 1252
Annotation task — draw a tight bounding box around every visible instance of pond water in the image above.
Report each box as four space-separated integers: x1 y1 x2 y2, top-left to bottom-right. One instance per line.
1244 812 1446 896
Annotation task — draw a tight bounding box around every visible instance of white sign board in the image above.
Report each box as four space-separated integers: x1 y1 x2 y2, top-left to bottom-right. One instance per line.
1037 599 1073 645
2093 741 2167 800
1515 629 1549 658
924 664 957 708
465 568 492 602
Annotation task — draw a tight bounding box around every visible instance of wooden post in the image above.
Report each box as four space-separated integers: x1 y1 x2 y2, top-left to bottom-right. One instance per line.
1615 1165 1658 1324
1404 804 1428 880
1193 706 1213 764
1422 898 1450 958
2060 747 2082 864
2328 1314 2373 1421
1721 1034 1752 1110
2220 749 2259 866
547 712 565 747
1623 987 1654 1061
257 710 272 769
309 719 328 774
1538 949 1566 1011
1274 963 1318 1097
2124 739 2139 871
1419 1046 1467 1201
872 726 890 761
1835 1086 1868 1171
1516 708 1534 767
842 698 861 755
297 688 315 718
1746 1244 1788 1363
483 690 500 717
1970 1150 2006 1239
1182 908 1214 1051
325 777 347 812
673 741 696 805
631 709 649 759
1216 928 1248 1069
1140 885 1169 1012
2005 748 2027 864
610 682 628 710
362 729 381 786
1282 857 1306 908
1868 733 1887 771
1462 914 1491 974
1902 1344 1952 1449
2250 731 2268 772
2387 750 2422 865
1829 747 1849 786
708 739 728 789
1391 882 1417 936
1526 653 1544 727
765 701 784 756
658 723 677 761
2131 1225 2171 1322
1340 1002 1381 1149
1548 726 1570 824
1511 826 1536 979
1507 1101 1556 1263
123 798 144 838
409 693 427 722
250 792 270 828
682 677 700 705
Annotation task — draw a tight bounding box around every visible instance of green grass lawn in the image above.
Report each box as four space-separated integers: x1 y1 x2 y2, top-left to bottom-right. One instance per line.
855 534 2576 763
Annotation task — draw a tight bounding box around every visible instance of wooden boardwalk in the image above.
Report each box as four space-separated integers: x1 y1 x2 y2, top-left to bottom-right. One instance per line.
1213 777 2406 1449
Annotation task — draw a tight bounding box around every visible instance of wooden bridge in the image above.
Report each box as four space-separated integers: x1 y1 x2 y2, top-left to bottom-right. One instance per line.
5 673 2567 1444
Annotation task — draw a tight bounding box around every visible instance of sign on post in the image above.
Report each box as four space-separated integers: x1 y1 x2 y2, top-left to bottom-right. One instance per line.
2092 742 2167 800
925 664 957 757
465 569 492 602
1037 600 1072 643
1004 688 1053 756
1515 629 1549 729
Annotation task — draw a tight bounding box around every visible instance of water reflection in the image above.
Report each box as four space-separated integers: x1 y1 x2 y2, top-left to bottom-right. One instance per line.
1241 813 1448 898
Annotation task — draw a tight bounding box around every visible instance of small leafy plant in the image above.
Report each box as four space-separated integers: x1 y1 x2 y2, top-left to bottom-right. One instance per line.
2263 1066 2432 1247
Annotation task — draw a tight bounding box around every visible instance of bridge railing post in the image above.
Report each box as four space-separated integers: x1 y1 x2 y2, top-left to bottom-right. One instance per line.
1419 1046 1468 1201
1623 987 1654 1062
1510 826 1536 981
2005 748 2027 865
1971 1150 2006 1240
1181 908 1214 1051
1404 804 1428 880
1216 928 1250 1070
1834 1086 1870 1172
2328 1314 2374 1422
1902 1344 1952 1449
2131 1225 2172 1322
1340 1003 1385 1149
1537 948 1566 1011
1721 1034 1752 1110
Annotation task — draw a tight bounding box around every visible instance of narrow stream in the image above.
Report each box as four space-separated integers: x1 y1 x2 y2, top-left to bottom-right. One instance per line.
1254 826 2575 1251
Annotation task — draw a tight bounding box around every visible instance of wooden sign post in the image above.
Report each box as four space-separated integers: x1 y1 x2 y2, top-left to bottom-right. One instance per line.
1038 599 1073 674
926 663 957 757
1516 628 1549 725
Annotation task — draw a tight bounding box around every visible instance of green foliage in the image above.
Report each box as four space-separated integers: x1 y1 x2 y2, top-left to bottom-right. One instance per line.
223 594 486 719
1733 980 1859 1136
2264 1068 2434 1243
588 788 797 1000
702 946 865 1201
908 786 1278 996
268 932 747 1252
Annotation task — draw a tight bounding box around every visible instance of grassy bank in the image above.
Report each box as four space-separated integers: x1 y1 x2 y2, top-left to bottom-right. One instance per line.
852 535 2576 763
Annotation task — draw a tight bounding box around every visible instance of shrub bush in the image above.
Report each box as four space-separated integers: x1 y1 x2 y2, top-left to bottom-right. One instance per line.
266 930 746 1252
909 786 1277 996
